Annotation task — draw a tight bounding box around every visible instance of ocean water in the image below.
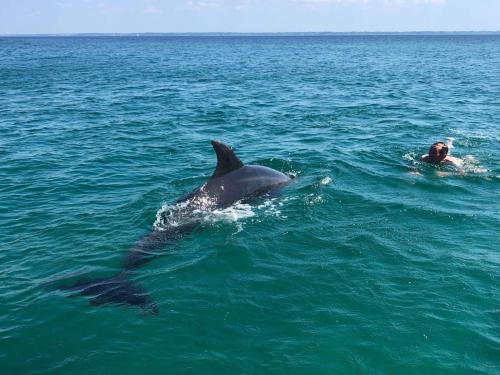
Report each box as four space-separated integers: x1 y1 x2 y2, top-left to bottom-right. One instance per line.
1 35 499 374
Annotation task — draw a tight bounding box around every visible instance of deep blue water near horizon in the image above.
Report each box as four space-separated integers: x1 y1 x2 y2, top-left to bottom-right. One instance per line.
1 35 499 374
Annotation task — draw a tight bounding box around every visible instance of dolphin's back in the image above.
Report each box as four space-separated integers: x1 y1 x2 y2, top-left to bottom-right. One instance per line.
202 165 291 208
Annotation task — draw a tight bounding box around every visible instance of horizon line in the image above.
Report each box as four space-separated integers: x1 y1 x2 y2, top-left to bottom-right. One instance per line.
2 31 500 37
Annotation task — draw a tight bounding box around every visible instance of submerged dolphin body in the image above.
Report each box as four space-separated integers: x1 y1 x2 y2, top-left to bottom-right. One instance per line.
64 141 292 313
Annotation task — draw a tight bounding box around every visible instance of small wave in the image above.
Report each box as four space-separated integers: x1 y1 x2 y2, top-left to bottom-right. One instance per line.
203 198 287 227
462 155 488 174
403 152 417 162
320 176 332 185
202 203 256 224
152 200 209 230
450 128 494 141
305 193 325 206
153 197 287 232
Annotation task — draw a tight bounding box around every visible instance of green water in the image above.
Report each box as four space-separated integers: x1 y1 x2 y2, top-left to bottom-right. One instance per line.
1 35 499 374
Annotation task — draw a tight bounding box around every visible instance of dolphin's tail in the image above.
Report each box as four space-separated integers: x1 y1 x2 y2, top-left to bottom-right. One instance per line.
60 273 159 315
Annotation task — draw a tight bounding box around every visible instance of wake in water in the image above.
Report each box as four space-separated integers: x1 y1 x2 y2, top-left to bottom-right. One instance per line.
154 197 286 234
461 155 488 174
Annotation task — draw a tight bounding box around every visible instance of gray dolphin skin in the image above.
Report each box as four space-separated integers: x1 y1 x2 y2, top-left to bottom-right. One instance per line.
64 140 292 313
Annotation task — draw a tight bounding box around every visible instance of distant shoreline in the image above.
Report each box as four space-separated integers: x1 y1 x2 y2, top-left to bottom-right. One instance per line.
1 31 500 37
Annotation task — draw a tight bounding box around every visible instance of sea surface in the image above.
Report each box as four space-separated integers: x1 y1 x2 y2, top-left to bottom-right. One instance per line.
1 35 499 374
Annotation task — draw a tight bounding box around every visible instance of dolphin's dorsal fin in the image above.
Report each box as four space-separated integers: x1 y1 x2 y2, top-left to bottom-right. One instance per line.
211 140 244 178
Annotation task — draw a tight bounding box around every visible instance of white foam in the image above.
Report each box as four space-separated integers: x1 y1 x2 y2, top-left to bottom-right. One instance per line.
153 197 286 232
320 176 333 185
154 204 177 230
403 152 417 162
450 128 492 141
153 200 196 230
305 193 325 206
446 137 455 149
256 198 283 217
462 155 488 174
202 202 256 224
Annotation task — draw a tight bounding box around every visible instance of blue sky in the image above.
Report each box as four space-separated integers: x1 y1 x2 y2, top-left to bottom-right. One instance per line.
1 0 499 34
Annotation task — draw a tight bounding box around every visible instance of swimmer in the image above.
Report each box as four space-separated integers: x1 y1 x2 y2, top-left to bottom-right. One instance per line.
420 139 463 168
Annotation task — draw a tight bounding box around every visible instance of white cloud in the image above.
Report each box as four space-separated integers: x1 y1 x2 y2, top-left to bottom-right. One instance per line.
179 0 446 9
233 0 256 10
292 0 446 5
178 0 446 12
97 2 125 15
184 0 223 10
143 5 163 14
179 0 263 11
55 0 73 7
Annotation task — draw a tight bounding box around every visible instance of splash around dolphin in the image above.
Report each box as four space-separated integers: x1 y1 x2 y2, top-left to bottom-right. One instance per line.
62 140 293 313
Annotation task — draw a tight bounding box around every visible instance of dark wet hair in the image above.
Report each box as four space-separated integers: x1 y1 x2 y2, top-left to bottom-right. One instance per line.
428 142 448 162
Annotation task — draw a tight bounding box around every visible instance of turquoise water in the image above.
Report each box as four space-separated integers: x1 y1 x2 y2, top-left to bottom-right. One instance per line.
1 35 499 374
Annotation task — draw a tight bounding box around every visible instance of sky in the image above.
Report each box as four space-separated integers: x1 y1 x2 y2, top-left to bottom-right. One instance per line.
1 0 499 34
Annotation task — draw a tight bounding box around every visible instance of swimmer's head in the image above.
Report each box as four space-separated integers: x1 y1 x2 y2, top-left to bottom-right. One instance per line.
428 142 448 163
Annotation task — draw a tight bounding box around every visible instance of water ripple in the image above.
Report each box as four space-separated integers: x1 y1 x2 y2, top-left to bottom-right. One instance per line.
0 35 499 374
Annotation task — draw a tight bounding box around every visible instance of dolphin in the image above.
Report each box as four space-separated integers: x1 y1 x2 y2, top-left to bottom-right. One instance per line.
63 140 292 313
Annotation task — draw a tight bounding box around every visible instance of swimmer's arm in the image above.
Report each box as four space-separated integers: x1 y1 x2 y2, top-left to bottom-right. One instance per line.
444 156 463 167
444 156 465 174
